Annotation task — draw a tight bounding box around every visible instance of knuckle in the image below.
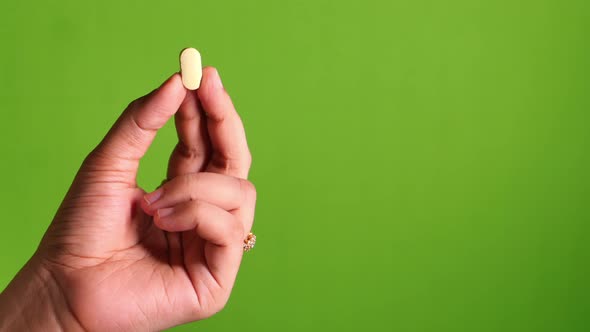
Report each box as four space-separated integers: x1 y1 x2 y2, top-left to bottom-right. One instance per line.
245 149 253 168
239 179 257 203
210 151 252 175
229 217 244 241
241 179 256 196
191 199 205 211
190 200 205 220
81 148 113 172
179 173 196 199
176 142 202 159
188 173 205 200
235 148 253 172
126 98 141 110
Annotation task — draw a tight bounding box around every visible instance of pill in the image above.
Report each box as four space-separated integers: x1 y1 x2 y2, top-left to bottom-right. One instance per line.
180 48 202 90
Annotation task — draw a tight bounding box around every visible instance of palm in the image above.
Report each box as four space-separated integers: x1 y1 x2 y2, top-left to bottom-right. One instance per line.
42 177 226 331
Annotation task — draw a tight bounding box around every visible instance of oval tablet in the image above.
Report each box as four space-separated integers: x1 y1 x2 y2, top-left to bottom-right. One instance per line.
180 48 202 90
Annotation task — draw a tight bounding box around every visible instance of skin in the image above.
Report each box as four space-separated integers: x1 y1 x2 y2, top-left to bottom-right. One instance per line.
0 67 256 331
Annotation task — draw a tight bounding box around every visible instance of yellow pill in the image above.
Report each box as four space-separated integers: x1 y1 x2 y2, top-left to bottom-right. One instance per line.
180 48 202 90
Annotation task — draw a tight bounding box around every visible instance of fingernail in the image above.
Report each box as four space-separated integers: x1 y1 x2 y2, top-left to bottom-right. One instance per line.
157 207 174 218
144 188 163 205
213 68 224 89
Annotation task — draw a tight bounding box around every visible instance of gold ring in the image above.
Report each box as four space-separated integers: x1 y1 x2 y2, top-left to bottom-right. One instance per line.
243 232 256 252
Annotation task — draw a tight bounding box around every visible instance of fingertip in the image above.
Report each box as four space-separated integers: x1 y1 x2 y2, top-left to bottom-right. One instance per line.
162 72 187 99
201 66 218 80
197 67 232 123
132 73 187 131
140 196 156 216
148 73 186 107
154 208 178 231
153 212 166 230
198 67 222 97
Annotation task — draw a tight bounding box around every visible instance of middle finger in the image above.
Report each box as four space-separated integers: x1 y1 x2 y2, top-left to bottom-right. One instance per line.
167 89 211 179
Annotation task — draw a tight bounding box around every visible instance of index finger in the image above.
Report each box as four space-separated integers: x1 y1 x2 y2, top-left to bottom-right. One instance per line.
197 67 251 179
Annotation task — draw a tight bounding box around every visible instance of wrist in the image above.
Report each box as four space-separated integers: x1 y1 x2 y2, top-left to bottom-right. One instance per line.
0 254 84 331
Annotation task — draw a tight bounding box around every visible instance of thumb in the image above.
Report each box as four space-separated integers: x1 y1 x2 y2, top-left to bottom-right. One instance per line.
84 73 186 184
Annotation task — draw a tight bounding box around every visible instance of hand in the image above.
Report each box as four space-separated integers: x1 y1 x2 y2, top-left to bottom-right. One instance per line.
0 68 256 331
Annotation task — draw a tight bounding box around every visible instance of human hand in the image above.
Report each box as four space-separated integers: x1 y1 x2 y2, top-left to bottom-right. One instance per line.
0 67 256 331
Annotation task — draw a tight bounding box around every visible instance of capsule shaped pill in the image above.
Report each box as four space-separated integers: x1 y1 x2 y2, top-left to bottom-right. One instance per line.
180 48 202 90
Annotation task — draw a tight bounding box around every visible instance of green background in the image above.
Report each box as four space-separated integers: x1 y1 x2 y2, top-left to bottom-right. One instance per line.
1 0 589 331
